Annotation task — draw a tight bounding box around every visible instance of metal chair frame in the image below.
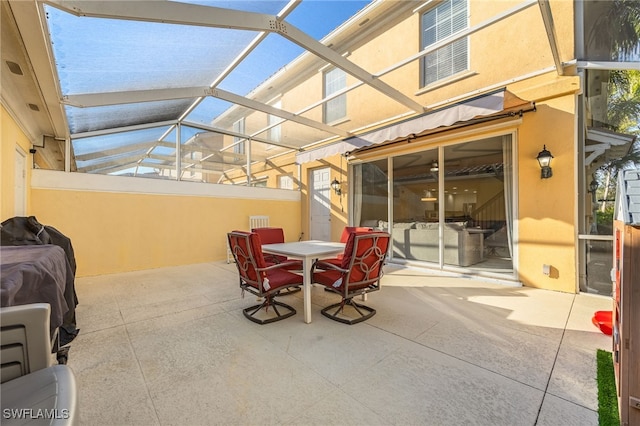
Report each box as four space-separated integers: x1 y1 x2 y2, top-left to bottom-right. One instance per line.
312 232 390 324
227 231 301 324
226 216 270 263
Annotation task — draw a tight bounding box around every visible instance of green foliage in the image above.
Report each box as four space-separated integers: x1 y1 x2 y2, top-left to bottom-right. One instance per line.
597 349 620 426
597 209 615 226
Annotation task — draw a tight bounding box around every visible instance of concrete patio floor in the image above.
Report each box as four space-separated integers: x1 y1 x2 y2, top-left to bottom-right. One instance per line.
66 262 612 425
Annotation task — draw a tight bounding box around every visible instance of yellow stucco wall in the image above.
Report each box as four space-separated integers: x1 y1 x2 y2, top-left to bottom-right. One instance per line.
516 92 578 293
30 187 301 277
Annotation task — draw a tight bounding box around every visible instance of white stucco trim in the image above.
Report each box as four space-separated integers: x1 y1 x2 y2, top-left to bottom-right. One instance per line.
30 169 300 201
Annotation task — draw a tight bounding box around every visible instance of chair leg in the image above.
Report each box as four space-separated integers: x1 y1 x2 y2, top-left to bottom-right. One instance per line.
320 298 376 325
242 296 296 324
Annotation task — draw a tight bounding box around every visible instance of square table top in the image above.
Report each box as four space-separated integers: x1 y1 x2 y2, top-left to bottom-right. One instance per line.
262 240 344 259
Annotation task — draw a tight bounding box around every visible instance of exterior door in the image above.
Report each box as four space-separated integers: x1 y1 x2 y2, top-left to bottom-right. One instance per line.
310 167 331 241
14 148 27 216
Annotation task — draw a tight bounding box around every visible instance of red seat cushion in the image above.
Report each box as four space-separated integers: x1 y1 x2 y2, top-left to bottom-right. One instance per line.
313 269 343 289
264 268 303 290
339 226 373 243
252 227 302 269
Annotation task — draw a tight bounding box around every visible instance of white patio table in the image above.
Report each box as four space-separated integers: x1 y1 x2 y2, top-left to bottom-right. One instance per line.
262 240 345 323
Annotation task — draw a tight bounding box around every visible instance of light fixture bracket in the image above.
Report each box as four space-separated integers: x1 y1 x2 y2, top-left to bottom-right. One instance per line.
330 178 342 196
536 145 553 179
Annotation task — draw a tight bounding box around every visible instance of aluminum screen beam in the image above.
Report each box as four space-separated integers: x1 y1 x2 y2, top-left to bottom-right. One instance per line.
538 0 564 75
64 86 350 138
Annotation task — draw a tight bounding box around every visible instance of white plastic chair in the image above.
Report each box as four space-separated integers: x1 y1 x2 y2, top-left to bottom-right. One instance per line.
249 215 270 229
1 303 78 425
1 303 52 382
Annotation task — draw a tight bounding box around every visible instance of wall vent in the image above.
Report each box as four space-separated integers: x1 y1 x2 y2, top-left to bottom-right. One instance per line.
6 61 23 75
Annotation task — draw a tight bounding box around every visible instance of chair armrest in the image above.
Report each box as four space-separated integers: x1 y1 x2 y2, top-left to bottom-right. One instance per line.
311 260 347 274
1 364 78 425
259 260 301 272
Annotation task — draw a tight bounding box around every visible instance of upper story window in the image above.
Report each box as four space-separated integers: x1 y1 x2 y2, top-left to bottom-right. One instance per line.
278 175 294 190
323 67 346 123
421 0 469 87
233 118 245 155
268 99 282 146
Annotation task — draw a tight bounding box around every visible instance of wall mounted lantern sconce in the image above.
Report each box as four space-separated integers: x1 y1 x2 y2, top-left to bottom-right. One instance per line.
536 145 553 179
588 179 598 194
330 178 342 196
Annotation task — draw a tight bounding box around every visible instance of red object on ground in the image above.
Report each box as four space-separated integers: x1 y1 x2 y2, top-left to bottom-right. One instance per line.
592 310 613 336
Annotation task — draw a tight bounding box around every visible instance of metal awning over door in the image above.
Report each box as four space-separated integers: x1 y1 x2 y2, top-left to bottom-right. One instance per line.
296 89 534 164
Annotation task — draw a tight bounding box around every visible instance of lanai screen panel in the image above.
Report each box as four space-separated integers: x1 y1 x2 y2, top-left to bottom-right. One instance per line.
64 101 191 135
42 0 373 182
46 4 263 133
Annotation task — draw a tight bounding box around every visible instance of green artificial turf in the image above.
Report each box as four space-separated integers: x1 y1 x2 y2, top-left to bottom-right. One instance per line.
597 349 620 426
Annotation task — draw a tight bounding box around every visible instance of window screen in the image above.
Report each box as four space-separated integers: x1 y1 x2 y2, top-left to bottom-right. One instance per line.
421 0 468 87
323 68 347 123
268 99 282 145
233 118 245 155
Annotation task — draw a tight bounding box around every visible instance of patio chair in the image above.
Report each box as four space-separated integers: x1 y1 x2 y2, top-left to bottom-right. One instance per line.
320 226 373 268
1 303 78 424
227 231 303 324
311 231 390 324
226 216 271 263
251 227 303 270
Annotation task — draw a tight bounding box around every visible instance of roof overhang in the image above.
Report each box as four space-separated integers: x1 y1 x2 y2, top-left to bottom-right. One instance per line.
585 127 636 166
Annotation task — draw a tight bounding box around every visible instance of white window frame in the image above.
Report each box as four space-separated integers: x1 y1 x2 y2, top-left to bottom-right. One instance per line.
268 99 282 145
233 118 245 155
420 0 469 88
278 174 294 190
323 67 346 124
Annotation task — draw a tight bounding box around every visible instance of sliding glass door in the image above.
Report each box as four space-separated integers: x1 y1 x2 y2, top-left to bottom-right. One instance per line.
352 134 514 276
391 149 439 263
352 158 389 232
442 136 513 271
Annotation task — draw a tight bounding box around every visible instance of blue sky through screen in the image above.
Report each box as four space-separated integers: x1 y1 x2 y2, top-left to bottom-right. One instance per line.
48 0 372 159
217 1 372 95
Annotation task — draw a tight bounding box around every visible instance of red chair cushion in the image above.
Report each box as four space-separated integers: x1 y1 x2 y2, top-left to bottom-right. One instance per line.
339 226 373 243
228 230 267 286
252 227 285 245
341 231 374 269
252 227 301 269
265 268 303 290
318 227 374 267
313 269 343 289
341 232 389 288
321 257 343 267
253 227 286 263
